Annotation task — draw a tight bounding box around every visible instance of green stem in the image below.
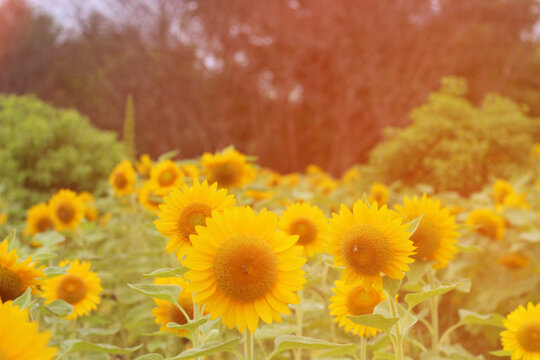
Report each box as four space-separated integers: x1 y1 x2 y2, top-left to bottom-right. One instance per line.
385 291 404 360
439 322 464 346
427 268 439 354
295 289 304 360
359 336 367 360
244 330 254 360
192 303 201 360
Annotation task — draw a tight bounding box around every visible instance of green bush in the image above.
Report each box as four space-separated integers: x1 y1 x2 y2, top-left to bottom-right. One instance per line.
369 77 540 195
0 94 124 208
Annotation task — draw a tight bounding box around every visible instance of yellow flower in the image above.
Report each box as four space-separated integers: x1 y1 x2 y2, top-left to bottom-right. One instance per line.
327 200 415 291
329 279 385 337
201 148 256 188
0 301 57 359
181 164 200 179
152 277 196 337
279 202 328 258
503 193 530 210
183 207 306 333
498 253 530 270
342 167 362 183
109 160 137 197
136 154 153 179
368 182 389 205
493 179 514 206
395 194 460 269
0 212 6 225
79 191 98 222
24 203 56 236
49 189 84 231
138 181 167 214
245 189 275 202
150 160 184 191
154 180 235 260
41 260 102 320
0 239 44 302
501 302 540 360
466 209 505 240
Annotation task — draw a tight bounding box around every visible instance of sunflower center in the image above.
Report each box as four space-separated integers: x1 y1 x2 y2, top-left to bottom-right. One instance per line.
167 298 194 325
213 234 278 302
0 266 24 302
341 224 393 276
158 169 177 187
290 218 317 246
211 162 238 187
410 217 440 260
114 173 128 189
57 203 75 223
346 286 382 315
178 202 213 241
517 320 540 352
57 274 88 305
36 216 54 233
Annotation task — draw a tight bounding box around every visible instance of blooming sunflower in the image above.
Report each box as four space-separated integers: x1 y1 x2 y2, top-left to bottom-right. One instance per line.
183 207 306 333
150 160 184 191
138 181 168 214
79 191 98 222
200 148 256 188
329 279 385 337
136 154 153 179
493 179 514 206
109 160 137 197
327 200 415 291
394 194 460 269
41 260 102 320
0 239 44 302
154 180 235 260
49 189 84 231
501 302 540 360
466 209 505 240
279 202 328 258
0 301 57 359
152 277 196 337
368 182 389 205
24 203 55 236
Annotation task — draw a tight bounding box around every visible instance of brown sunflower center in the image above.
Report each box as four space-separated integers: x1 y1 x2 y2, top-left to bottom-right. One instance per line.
57 274 88 304
213 234 278 302
290 218 317 246
211 162 238 187
517 320 540 352
346 286 382 315
178 202 213 241
114 173 128 189
341 224 393 276
410 217 440 260
36 216 54 233
56 203 75 223
158 169 177 187
167 298 194 325
0 266 24 302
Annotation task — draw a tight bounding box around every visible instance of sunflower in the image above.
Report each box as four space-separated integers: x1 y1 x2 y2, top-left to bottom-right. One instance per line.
109 160 137 197
503 193 530 210
41 260 102 320
327 200 415 291
138 181 168 214
181 164 200 180
0 301 57 359
183 207 306 333
24 203 56 236
136 154 153 179
493 179 514 206
342 167 362 183
79 191 98 222
279 202 328 258
501 302 540 360
394 194 460 269
329 279 385 337
200 148 256 188
152 277 196 337
151 160 184 191
49 189 84 231
0 239 44 302
154 180 235 260
368 182 389 205
466 209 505 240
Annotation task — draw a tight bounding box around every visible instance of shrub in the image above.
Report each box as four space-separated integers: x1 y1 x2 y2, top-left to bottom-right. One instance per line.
369 77 540 195
0 94 124 208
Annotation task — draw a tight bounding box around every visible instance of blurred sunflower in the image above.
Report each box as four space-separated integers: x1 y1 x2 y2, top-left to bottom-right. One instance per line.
493 179 514 206
79 191 98 222
245 189 275 202
328 200 415 291
109 160 137 197
342 167 362 183
138 181 167 214
181 164 200 179
395 194 459 269
498 253 530 270
154 180 235 260
368 182 389 205
152 277 196 337
183 207 306 333
501 302 540 360
24 203 55 236
49 189 84 231
201 148 256 188
136 154 153 179
0 239 44 302
503 193 530 210
0 301 57 359
279 202 328 258
329 279 385 337
151 159 184 191
466 209 505 240
42 260 102 320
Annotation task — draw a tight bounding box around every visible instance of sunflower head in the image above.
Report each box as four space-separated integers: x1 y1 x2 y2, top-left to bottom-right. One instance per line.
466 209 505 240
138 181 168 214
395 194 460 269
109 160 137 197
328 200 415 291
136 154 153 179
201 148 256 189
150 160 184 191
183 206 306 333
501 302 540 359
24 203 55 236
368 182 389 205
493 179 514 206
79 191 98 222
48 189 84 231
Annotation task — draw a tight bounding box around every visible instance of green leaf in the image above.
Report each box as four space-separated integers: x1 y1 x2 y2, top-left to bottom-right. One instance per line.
406 260 433 285
128 283 182 309
490 350 513 357
383 277 402 298
13 287 32 308
44 266 68 277
373 352 395 360
61 340 143 355
44 299 74 317
458 310 505 328
405 282 464 310
166 316 209 332
134 355 165 360
347 314 399 333
406 214 424 236
32 231 65 246
170 338 240 360
254 324 297 340
267 335 357 359
158 150 179 162
33 251 57 261
143 267 188 278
